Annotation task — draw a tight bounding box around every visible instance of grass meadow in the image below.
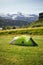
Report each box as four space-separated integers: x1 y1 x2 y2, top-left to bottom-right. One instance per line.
0 34 43 65
0 27 43 35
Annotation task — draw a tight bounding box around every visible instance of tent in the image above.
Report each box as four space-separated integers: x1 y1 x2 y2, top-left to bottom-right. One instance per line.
10 35 38 46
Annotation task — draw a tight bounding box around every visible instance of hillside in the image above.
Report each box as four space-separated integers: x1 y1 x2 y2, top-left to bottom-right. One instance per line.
29 13 43 28
0 18 29 27
29 19 43 27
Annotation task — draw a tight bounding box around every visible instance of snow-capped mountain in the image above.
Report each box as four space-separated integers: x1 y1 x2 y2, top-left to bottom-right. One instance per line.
0 12 39 27
11 13 38 22
0 12 38 22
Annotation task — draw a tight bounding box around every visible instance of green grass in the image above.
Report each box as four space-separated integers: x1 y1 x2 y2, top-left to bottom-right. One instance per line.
0 27 43 35
29 19 43 27
0 35 43 65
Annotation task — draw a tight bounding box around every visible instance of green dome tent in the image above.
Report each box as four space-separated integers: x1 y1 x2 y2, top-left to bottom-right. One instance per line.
10 35 38 46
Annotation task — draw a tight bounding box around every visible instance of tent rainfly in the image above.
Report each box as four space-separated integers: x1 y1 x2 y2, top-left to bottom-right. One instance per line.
10 35 38 46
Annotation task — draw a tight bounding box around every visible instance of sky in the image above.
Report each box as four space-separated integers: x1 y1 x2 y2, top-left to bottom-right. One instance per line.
0 0 43 15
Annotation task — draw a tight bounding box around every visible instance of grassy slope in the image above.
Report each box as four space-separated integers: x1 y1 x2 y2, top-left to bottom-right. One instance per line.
29 19 43 27
0 27 43 35
0 35 43 65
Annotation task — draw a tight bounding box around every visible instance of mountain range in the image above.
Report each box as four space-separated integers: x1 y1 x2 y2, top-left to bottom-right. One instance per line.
0 12 38 27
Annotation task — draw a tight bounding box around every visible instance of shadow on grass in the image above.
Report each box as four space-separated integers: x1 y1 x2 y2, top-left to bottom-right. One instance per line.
14 44 38 47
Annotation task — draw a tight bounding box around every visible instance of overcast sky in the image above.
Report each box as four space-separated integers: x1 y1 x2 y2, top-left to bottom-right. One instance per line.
0 0 43 14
